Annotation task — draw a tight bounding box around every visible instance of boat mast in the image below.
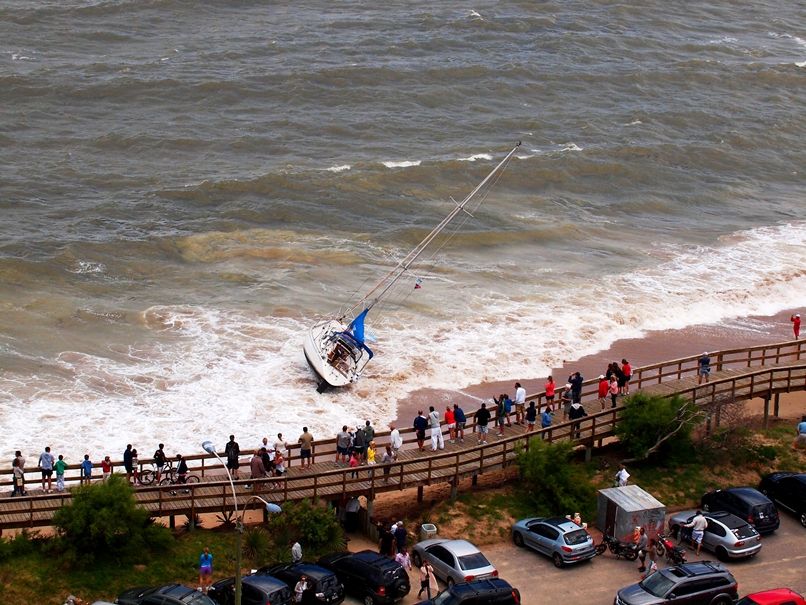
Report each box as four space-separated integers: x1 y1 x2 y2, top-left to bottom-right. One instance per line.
339 141 521 321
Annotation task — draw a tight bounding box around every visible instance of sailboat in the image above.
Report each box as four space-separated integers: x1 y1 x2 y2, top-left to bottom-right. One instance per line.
303 142 521 392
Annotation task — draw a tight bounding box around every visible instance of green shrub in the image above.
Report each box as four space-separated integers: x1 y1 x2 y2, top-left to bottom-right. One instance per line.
243 526 271 562
515 439 596 519
265 500 345 559
615 393 698 462
52 475 173 567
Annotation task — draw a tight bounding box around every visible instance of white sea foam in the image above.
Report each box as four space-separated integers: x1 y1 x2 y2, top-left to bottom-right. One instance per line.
458 153 493 162
326 164 351 173
2 221 805 460
68 260 107 275
382 160 421 168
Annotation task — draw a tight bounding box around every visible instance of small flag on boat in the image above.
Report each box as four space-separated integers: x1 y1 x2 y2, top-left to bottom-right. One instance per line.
414 278 423 289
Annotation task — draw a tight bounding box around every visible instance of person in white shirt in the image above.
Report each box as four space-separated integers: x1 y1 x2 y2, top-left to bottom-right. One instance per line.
514 382 527 425
683 511 708 556
428 406 444 450
291 540 302 563
615 464 630 487
390 424 403 453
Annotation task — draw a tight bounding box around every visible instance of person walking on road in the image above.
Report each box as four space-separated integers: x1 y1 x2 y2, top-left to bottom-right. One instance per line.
418 560 437 600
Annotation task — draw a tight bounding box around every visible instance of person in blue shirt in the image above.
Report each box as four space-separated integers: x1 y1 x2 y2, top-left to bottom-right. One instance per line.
198 546 213 593
453 404 466 443
798 415 806 435
80 455 93 485
541 405 553 440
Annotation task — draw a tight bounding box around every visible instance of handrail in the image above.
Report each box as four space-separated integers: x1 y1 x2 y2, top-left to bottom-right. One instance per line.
2 339 804 491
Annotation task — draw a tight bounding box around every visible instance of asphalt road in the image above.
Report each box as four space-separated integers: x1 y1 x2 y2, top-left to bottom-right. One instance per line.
344 513 806 604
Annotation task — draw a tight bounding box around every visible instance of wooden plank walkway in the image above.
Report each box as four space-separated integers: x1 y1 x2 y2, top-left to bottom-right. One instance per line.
2 339 804 531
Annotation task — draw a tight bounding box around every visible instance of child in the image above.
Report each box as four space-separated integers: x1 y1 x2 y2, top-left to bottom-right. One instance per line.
101 456 112 482
348 450 360 478
273 450 285 476
55 455 68 492
80 454 93 485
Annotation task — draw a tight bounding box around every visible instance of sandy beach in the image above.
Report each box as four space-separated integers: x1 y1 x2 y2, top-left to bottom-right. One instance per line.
392 308 802 426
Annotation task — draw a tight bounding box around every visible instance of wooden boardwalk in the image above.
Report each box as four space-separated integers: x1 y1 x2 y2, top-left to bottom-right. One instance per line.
1 339 804 531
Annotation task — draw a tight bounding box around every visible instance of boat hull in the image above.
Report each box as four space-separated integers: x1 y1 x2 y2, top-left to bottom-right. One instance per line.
303 320 355 388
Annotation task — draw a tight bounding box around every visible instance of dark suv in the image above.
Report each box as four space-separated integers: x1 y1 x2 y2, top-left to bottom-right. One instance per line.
701 487 779 534
208 574 292 605
759 472 806 528
615 561 738 605
116 584 216 605
317 550 410 604
416 579 521 605
256 563 344 605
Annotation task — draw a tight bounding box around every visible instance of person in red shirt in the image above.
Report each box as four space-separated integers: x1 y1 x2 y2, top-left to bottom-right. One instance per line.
597 375 609 410
544 376 556 411
791 314 801 339
621 359 632 395
444 405 456 443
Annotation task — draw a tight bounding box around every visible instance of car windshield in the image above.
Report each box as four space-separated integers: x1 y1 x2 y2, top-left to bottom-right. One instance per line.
639 571 675 598
458 552 491 570
186 594 216 605
563 529 590 546
735 598 760 605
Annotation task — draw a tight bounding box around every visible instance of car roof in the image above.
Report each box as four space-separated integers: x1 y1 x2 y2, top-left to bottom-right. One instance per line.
429 539 481 556
743 588 805 604
259 562 333 580
242 575 289 591
542 517 586 533
670 561 729 578
319 549 399 571
450 578 516 596
720 487 771 503
705 511 749 528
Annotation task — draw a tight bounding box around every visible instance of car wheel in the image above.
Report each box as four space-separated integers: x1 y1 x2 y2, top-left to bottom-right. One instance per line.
447 577 455 588
715 546 729 562
552 553 564 568
412 551 422 567
800 511 806 528
363 595 375 605
655 542 665 557
711 596 732 605
513 532 524 547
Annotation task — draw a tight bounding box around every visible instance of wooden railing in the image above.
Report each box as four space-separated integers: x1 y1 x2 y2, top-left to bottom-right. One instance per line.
3 359 805 530
2 339 804 493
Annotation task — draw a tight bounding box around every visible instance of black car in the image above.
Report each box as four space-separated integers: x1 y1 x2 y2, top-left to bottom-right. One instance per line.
416 578 521 605
701 487 779 534
208 575 292 605
614 561 738 605
759 471 806 528
317 550 410 604
256 563 344 605
116 583 217 605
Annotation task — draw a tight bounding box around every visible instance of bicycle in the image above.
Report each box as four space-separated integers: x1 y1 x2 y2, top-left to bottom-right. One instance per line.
159 464 200 487
138 459 172 486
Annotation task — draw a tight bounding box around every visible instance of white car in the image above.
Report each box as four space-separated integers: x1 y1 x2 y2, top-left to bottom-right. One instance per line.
411 538 498 587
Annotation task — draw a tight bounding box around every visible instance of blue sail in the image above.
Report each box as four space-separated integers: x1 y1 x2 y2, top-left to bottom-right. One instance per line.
347 308 369 344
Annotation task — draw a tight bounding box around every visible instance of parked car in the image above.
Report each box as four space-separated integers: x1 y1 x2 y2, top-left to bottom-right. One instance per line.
614 561 738 605
759 472 806 528
317 549 410 604
411 539 497 587
116 583 217 605
701 487 780 534
668 510 762 560
737 588 806 605
415 578 521 605
511 516 597 568
208 574 293 605
255 563 344 605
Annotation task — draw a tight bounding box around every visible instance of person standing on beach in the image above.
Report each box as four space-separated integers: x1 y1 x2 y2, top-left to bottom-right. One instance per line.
621 359 632 395
514 382 526 425
791 314 801 339
428 406 444 450
38 446 55 493
298 427 314 469
544 376 556 411
453 404 466 443
224 435 241 479
413 411 428 451
525 401 537 432
698 352 711 384
475 402 491 444
597 375 609 411
123 444 133 485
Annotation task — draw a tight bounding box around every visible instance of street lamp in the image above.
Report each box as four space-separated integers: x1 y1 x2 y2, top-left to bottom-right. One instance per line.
202 441 282 605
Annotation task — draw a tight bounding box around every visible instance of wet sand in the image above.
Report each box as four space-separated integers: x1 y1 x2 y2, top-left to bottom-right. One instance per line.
391 308 802 426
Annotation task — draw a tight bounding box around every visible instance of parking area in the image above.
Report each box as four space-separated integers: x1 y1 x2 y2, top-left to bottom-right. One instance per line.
343 513 806 604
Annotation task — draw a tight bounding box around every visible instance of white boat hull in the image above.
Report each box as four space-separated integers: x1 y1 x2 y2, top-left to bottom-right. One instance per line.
303 319 357 388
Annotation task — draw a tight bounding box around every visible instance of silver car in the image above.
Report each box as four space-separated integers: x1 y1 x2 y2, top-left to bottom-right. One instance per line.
668 510 762 560
411 538 498 587
511 516 597 567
